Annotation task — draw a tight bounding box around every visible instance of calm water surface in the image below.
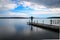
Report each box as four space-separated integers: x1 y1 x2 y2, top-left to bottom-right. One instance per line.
0 19 59 39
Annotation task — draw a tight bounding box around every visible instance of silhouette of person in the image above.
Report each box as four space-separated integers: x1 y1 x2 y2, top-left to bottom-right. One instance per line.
30 16 33 31
31 16 33 22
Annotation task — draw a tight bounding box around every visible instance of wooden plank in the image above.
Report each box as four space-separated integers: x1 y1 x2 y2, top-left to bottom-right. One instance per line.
28 22 59 33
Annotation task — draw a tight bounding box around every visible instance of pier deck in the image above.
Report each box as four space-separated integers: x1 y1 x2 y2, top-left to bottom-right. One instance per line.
28 22 59 32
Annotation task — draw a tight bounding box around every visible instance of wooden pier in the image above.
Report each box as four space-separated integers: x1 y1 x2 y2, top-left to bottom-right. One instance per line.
28 22 59 33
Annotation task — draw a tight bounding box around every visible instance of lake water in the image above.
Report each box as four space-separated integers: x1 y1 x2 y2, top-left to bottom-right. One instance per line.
0 19 59 40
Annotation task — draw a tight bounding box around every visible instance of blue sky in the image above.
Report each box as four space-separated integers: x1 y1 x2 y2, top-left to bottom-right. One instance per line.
0 0 60 17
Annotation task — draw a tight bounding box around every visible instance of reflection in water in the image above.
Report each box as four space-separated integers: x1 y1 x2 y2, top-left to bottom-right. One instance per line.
29 25 33 31
31 25 33 31
0 19 59 40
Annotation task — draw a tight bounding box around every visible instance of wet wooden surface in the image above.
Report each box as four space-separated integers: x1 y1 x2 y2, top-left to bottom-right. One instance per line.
28 22 59 33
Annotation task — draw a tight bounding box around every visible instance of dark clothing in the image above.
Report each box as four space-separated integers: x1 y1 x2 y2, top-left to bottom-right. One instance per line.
31 16 33 22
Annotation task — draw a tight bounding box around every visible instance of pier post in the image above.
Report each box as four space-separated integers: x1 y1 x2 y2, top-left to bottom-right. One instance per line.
34 20 35 23
43 20 44 24
37 20 38 23
29 20 30 23
50 19 52 24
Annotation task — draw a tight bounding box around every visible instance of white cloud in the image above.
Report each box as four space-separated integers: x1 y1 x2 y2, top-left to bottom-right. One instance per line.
4 4 17 10
32 5 46 10
18 1 60 15
18 1 60 17
0 12 28 17
20 1 31 7
18 1 31 7
49 8 60 13
0 0 18 10
0 0 60 17
9 12 28 17
30 8 60 15
18 1 46 10
51 13 60 17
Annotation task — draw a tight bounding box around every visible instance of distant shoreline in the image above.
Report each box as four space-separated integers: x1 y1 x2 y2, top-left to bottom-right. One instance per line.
0 17 29 19
0 17 60 19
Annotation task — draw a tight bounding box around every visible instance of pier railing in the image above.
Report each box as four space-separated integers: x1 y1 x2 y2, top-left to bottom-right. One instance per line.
29 18 60 26
28 18 59 32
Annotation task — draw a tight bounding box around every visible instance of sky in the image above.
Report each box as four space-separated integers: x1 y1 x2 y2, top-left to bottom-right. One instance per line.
0 0 60 17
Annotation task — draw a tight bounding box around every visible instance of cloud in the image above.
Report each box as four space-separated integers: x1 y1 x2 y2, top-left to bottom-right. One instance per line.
14 0 60 8
0 0 60 17
0 0 18 10
49 8 60 13
30 8 60 15
18 1 46 11
23 0 60 8
0 12 28 17
51 14 60 17
19 1 31 7
8 12 28 17
4 4 17 10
